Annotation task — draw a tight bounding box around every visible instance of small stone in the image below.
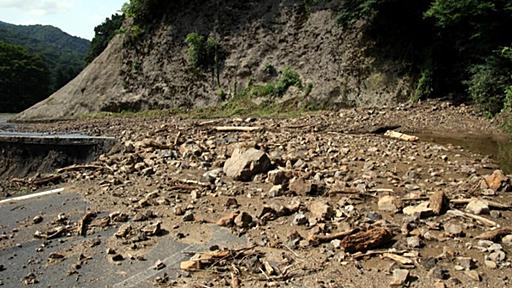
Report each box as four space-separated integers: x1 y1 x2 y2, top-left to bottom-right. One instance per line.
484 170 510 191
478 240 494 248
429 191 448 215
390 269 410 286
267 170 290 185
378 196 401 212
153 260 166 270
490 210 501 218
456 257 476 270
32 215 43 224
331 239 342 249
464 270 481 282
502 235 512 245
234 212 253 228
268 185 284 197
403 202 435 218
444 223 464 237
309 201 334 222
223 148 272 181
488 250 506 263
485 260 497 269
406 236 422 248
433 281 446 288
465 199 490 215
429 267 450 280
111 254 124 262
182 211 194 222
293 212 308 226
174 206 185 216
289 178 318 196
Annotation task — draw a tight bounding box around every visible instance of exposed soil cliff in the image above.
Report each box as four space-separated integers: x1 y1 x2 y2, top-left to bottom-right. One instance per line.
15 0 414 121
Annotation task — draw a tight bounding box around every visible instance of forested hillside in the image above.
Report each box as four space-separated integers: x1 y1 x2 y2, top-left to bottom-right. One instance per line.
0 21 90 111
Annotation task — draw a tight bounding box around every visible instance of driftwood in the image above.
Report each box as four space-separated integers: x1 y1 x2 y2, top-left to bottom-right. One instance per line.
383 253 415 266
475 227 512 241
447 209 497 227
340 227 394 253
308 228 360 245
384 131 419 142
57 164 113 173
429 191 449 215
451 199 511 210
214 126 263 132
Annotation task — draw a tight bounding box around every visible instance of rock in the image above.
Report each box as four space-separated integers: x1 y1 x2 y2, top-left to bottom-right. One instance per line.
390 269 410 286
429 191 449 215
378 196 401 212
309 201 334 222
484 170 510 191
293 212 309 226
115 224 132 238
340 227 393 253
433 281 447 288
234 212 253 228
223 148 272 181
484 260 497 269
111 254 124 262
464 270 481 282
444 223 464 237
182 211 195 222
465 199 490 215
331 239 342 249
403 202 435 218
153 260 166 270
406 236 422 248
267 169 290 185
289 178 319 196
428 267 450 280
32 215 43 224
142 221 163 236
217 212 239 227
456 257 476 270
503 235 512 245
268 185 284 197
488 251 506 263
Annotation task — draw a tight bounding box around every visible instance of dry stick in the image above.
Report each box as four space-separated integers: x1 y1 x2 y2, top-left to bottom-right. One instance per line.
214 126 263 132
447 209 498 227
451 199 511 210
308 228 360 244
177 179 210 187
57 164 113 173
197 119 223 126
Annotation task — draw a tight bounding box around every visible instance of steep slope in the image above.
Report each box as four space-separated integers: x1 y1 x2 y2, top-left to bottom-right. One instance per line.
16 0 414 121
0 21 90 90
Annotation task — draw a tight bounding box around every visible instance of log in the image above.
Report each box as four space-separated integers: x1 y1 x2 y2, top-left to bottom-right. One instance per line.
475 227 512 241
214 126 263 132
340 227 394 253
429 191 449 215
384 131 419 142
447 209 497 227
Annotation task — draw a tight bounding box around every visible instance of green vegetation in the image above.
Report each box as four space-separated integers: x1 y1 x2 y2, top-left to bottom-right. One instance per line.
185 33 221 70
336 0 512 115
0 21 89 93
86 14 125 63
0 41 50 112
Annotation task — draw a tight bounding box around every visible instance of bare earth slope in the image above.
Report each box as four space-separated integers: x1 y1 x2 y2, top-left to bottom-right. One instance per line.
15 1 413 121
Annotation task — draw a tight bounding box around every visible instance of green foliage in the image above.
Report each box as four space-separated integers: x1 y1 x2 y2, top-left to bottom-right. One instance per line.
185 33 221 70
0 41 50 112
86 14 124 63
467 50 512 115
336 0 512 115
413 68 433 102
122 0 166 25
0 20 89 93
244 67 304 99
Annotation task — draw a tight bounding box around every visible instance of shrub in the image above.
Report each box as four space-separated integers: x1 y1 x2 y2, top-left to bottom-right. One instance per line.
185 33 221 70
412 67 433 102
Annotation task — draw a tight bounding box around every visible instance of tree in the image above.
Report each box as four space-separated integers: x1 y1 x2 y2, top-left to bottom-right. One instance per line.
86 13 125 63
0 41 50 112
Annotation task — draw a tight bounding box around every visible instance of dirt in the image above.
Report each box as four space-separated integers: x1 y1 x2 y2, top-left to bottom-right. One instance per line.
3 100 512 287
14 0 413 122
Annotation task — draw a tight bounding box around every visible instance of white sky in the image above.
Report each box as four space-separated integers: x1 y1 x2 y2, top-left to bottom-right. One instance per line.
0 0 127 40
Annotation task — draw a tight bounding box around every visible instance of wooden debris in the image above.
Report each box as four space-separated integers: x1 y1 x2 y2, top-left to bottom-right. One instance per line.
56 164 113 173
177 179 211 187
475 227 512 241
383 253 415 266
429 191 449 215
214 126 263 132
447 209 497 227
340 227 394 253
78 212 96 237
231 272 241 288
308 228 360 246
384 131 419 142
451 199 511 210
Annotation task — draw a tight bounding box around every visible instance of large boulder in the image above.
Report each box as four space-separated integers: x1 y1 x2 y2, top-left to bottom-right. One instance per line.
223 147 271 181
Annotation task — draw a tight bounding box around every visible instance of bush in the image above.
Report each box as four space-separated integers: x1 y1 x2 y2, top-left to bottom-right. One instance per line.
185 33 221 70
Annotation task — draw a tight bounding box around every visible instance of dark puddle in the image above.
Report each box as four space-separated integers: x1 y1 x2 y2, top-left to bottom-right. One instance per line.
414 132 512 174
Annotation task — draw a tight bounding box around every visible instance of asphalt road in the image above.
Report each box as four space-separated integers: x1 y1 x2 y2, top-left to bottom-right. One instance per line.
0 189 246 287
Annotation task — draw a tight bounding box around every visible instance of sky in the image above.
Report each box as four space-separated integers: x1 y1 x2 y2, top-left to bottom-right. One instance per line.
0 0 127 40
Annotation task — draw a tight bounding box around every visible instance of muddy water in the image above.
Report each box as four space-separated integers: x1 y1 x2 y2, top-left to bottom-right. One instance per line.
415 132 512 174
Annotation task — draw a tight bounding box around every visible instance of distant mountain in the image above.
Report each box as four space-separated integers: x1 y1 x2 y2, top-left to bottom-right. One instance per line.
0 20 90 91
